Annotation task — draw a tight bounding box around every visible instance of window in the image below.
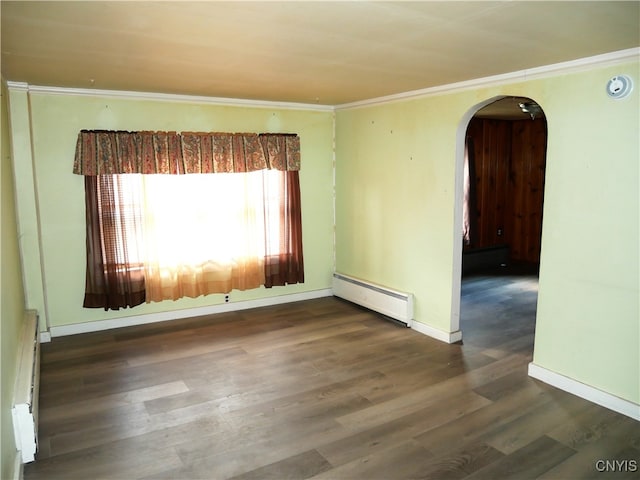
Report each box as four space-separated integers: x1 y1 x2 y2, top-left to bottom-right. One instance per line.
84 170 304 310
76 129 304 310
102 171 283 267
97 174 145 269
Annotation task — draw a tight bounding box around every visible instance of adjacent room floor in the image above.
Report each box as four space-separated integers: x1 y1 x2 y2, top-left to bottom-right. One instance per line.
25 267 639 479
460 263 539 355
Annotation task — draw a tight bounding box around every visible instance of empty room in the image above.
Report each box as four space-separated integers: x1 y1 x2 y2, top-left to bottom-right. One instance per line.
1 2 638 479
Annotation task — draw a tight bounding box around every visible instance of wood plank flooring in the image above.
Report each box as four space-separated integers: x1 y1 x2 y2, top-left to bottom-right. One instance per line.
25 268 639 479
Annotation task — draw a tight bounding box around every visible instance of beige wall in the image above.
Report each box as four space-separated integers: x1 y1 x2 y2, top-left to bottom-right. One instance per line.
335 60 639 404
1 78 26 480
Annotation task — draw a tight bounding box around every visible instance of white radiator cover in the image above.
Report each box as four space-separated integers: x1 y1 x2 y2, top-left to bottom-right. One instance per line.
332 273 414 326
12 310 40 463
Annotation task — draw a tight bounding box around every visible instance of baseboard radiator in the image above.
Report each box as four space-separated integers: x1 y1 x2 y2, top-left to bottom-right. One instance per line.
332 273 414 327
12 310 40 464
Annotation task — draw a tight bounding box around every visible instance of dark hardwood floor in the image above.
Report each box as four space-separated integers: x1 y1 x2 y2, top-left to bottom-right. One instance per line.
25 269 639 479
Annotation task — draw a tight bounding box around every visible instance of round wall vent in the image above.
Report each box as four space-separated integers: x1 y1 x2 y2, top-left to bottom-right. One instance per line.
606 75 634 99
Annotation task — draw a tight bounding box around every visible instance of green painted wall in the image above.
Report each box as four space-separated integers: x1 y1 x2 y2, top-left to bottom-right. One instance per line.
9 91 335 329
335 61 639 404
335 95 463 333
533 64 639 405
1 79 26 480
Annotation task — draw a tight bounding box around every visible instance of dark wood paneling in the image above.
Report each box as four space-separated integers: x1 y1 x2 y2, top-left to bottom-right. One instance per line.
508 119 547 263
466 117 546 264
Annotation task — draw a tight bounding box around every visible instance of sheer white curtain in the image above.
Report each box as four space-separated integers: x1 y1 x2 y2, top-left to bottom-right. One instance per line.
140 171 284 301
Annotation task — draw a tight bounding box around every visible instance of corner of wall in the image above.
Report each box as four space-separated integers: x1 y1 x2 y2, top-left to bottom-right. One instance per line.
5 84 49 332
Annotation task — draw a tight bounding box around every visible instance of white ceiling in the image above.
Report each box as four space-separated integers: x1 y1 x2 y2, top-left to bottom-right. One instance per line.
1 1 639 106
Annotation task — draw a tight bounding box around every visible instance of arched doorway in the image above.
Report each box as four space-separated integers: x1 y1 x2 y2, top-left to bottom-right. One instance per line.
450 96 547 346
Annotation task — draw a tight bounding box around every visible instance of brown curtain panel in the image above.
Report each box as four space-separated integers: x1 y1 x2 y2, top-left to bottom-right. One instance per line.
264 171 305 287
83 176 146 310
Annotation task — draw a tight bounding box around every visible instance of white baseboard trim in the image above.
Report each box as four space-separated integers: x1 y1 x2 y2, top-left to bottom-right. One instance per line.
39 331 51 343
528 363 640 421
48 289 332 338
411 321 463 344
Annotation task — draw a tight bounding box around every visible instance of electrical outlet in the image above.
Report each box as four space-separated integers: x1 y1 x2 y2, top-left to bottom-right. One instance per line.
225 295 230 303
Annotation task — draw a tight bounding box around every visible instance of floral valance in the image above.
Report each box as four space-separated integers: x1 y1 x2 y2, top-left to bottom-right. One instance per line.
73 130 300 175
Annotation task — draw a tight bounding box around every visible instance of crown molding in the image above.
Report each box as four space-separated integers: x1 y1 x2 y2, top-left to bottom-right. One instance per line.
5 48 638 111
4 81 29 92
5 82 334 112
336 47 640 110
